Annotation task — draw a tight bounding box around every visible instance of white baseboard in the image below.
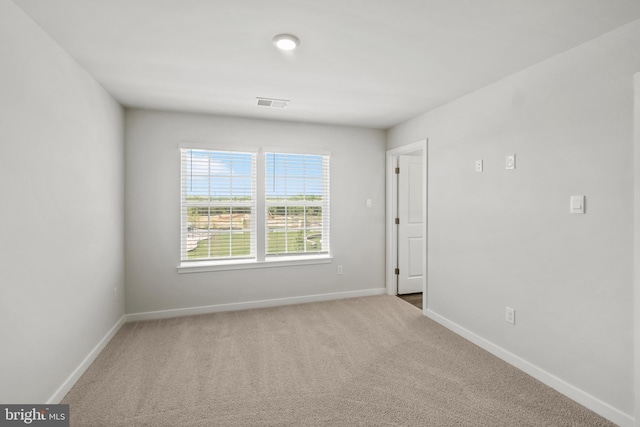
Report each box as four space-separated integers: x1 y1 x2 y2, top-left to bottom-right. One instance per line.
425 309 634 427
47 315 126 404
126 288 387 322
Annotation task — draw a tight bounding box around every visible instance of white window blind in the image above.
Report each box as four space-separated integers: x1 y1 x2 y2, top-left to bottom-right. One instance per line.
265 152 330 257
180 149 256 262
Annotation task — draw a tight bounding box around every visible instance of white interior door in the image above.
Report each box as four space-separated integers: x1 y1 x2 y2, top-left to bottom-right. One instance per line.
397 155 423 295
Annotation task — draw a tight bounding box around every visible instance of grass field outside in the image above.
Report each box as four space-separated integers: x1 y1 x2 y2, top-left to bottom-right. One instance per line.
188 230 323 259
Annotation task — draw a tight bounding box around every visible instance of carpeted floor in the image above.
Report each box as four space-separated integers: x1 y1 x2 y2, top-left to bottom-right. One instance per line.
63 295 615 426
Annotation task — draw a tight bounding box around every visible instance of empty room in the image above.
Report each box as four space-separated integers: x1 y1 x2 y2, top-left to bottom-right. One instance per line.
1 0 640 425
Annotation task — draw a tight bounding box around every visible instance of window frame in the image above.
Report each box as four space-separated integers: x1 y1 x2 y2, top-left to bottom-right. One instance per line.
177 144 332 273
264 151 330 259
179 147 257 264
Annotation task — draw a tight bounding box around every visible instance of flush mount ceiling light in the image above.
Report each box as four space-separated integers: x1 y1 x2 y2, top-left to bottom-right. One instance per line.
273 34 300 51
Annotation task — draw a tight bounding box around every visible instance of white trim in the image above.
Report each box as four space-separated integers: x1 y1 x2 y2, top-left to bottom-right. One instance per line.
633 72 640 427
256 147 266 261
425 309 635 427
385 140 428 305
178 142 259 153
47 315 126 404
125 288 386 322
385 152 397 295
263 146 331 156
177 255 333 273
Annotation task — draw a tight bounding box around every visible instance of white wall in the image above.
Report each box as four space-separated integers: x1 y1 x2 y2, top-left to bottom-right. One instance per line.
124 109 386 315
388 19 640 422
0 1 124 403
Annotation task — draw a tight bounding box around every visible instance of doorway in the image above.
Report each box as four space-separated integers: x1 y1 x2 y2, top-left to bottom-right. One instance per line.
386 140 427 311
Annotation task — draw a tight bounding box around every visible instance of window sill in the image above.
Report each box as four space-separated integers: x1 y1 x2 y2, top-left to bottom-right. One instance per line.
176 255 333 274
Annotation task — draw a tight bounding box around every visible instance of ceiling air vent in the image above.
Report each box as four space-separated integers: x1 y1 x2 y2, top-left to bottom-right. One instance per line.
256 97 290 108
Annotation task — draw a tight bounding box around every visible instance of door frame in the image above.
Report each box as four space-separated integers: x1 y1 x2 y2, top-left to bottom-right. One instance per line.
385 139 428 311
633 72 639 427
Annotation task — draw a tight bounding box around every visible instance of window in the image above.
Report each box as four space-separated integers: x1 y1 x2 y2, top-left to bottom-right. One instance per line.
180 149 256 262
265 152 330 257
180 146 330 268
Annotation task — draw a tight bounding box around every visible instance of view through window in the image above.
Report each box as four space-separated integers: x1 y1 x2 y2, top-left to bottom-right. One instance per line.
181 149 256 260
180 148 330 263
266 152 329 256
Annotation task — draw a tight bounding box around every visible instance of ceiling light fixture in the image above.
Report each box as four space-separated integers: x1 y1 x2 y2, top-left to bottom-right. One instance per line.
273 34 300 51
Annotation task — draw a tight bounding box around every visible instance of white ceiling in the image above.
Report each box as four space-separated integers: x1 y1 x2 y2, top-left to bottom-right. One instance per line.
13 0 640 129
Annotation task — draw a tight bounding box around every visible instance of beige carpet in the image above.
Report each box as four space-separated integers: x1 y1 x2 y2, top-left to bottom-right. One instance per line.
63 295 615 426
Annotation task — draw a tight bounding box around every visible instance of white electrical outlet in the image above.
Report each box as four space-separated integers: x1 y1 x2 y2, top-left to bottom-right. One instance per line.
475 159 483 173
505 307 515 324
113 287 118 301
337 265 343 275
506 154 516 170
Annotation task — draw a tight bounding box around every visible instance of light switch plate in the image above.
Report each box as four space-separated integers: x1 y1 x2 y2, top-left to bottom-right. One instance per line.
570 195 585 214
506 154 516 170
